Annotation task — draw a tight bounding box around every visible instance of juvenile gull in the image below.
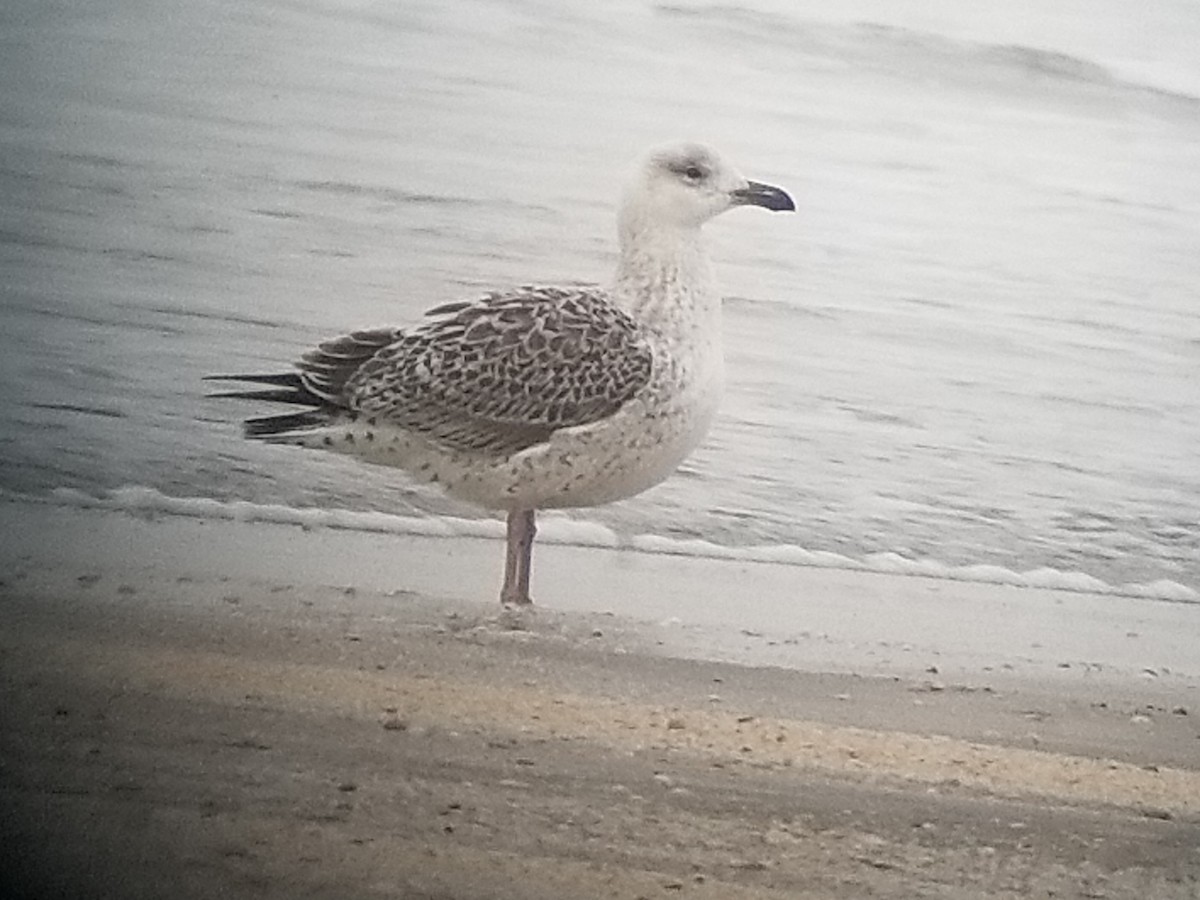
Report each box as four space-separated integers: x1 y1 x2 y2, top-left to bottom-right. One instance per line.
209 142 793 604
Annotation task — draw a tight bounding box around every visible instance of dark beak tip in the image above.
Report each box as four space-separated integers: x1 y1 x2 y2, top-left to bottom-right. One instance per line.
734 181 795 213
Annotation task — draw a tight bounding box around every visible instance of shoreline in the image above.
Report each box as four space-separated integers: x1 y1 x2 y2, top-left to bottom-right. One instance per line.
2 499 1198 897
4 498 1199 689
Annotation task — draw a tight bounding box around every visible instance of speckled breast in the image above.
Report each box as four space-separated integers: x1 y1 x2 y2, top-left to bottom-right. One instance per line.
457 350 725 511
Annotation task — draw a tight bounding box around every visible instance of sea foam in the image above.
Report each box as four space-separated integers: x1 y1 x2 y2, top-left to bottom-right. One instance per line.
35 486 1198 604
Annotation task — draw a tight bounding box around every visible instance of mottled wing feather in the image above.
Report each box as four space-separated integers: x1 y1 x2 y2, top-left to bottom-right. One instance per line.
299 287 654 455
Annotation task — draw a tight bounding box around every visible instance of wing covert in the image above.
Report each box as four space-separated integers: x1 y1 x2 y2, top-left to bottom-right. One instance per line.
316 287 654 454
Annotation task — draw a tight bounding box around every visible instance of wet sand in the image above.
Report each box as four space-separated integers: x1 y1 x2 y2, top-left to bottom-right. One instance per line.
1 501 1198 898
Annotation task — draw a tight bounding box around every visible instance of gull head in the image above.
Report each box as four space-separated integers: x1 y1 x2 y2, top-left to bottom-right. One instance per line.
619 142 794 240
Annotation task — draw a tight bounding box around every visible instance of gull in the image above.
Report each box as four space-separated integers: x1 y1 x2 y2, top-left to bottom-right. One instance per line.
209 142 793 604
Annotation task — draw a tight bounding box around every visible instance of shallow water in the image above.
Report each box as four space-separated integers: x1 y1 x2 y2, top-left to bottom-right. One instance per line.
2 0 1198 598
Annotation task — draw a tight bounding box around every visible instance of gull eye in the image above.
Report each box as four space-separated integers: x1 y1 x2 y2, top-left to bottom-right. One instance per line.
683 165 704 181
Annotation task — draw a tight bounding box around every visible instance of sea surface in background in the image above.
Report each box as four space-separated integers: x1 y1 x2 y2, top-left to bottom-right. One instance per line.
1 0 1198 600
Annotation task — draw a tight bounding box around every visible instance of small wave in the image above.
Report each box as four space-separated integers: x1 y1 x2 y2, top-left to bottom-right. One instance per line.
979 42 1111 84
131 303 285 330
654 5 1200 104
289 179 557 218
250 208 305 220
26 402 126 420
724 294 840 321
292 179 475 207
38 486 1199 605
57 152 139 171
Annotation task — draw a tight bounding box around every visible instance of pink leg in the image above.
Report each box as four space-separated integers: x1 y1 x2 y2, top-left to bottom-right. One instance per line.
500 508 537 605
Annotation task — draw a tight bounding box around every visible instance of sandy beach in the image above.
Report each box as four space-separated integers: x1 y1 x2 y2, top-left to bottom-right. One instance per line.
1 500 1197 899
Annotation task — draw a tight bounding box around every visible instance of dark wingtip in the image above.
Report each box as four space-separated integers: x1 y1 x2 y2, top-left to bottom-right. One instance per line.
243 411 327 438
208 388 306 403
205 372 303 387
205 371 322 405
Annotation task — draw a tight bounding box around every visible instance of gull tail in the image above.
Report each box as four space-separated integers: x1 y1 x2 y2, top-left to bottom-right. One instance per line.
204 373 333 439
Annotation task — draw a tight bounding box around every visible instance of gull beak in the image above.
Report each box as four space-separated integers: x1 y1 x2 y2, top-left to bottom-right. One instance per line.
730 180 795 212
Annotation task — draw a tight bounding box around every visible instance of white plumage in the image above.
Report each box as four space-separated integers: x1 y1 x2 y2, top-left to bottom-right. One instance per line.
210 142 794 604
